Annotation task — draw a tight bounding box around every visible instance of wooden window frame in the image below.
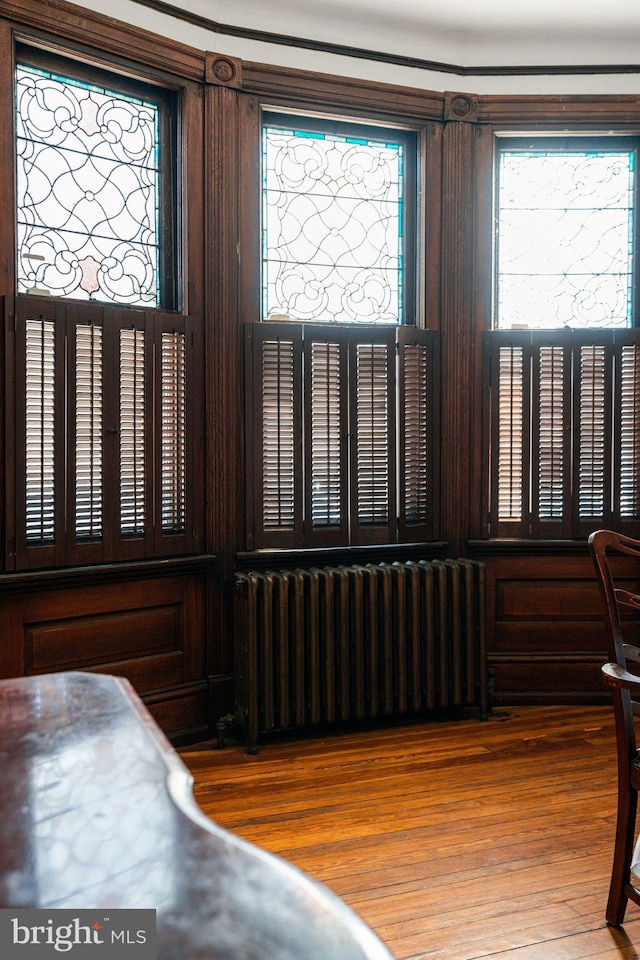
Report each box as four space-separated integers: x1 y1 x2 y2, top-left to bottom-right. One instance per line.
486 136 640 541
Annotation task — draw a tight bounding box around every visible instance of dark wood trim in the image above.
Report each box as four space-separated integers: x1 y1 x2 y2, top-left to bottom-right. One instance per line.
115 0 640 80
422 121 442 331
469 539 592 556
476 95 640 126
0 20 14 300
205 81 242 686
0 552 216 591
235 541 448 573
0 0 205 82
440 119 478 556
242 61 445 121
474 126 494 540
205 51 242 90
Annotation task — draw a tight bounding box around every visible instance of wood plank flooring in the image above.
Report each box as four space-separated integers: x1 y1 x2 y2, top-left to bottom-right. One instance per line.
180 706 640 960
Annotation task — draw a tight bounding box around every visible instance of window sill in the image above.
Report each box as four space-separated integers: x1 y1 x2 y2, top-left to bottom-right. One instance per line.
236 542 448 571
468 538 590 557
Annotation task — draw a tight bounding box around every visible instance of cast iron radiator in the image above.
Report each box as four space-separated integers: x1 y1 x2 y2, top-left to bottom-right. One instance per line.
234 559 487 753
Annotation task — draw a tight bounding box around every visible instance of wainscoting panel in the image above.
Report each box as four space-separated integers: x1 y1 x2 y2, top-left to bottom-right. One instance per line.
0 560 211 740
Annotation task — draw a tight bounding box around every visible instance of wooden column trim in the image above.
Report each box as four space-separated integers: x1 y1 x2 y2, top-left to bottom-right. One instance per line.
0 22 13 572
440 118 478 556
205 82 241 694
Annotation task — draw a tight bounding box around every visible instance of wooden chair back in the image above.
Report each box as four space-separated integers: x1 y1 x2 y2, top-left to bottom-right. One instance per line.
589 528 640 925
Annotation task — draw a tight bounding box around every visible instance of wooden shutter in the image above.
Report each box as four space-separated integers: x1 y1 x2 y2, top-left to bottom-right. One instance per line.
247 322 437 549
397 326 438 542
573 333 612 537
13 296 65 568
10 295 197 569
531 333 572 538
488 333 529 537
154 313 196 556
615 334 640 529
247 322 303 549
487 328 640 540
349 328 396 545
304 326 349 547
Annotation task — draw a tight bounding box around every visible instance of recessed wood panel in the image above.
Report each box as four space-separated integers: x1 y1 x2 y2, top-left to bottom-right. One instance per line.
494 620 608 654
490 659 607 701
27 606 180 671
496 580 605 619
0 568 207 735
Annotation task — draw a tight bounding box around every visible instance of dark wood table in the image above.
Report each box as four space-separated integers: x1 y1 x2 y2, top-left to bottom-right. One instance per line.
0 671 394 960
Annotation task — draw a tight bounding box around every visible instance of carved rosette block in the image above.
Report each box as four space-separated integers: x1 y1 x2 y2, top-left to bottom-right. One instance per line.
444 92 478 122
205 52 243 89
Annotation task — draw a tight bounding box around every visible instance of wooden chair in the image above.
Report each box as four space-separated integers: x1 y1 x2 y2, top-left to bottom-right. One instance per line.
589 529 640 925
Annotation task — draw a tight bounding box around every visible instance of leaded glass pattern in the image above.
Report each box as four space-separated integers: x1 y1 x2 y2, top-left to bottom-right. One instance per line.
497 149 634 330
16 63 160 305
262 125 403 324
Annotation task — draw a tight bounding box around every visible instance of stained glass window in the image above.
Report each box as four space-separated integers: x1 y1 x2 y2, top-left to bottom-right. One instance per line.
16 61 161 306
262 120 406 324
496 146 635 330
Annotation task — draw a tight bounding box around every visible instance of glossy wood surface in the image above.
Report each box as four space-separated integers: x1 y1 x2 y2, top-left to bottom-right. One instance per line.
0 671 393 960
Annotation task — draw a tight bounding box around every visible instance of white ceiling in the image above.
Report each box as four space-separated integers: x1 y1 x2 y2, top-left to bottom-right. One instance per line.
177 0 640 68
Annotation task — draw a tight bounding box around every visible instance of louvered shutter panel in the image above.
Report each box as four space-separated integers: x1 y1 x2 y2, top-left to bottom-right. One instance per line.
397 326 438 541
488 333 529 537
10 296 198 569
248 323 303 548
487 328 640 541
616 335 640 527
119 325 147 538
531 333 572 538
74 322 103 543
573 335 612 536
161 330 186 532
304 326 349 547
349 328 396 545
65 302 107 565
14 297 64 568
153 312 195 556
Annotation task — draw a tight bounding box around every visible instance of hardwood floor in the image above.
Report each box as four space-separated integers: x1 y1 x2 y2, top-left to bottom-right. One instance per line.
180 706 640 960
